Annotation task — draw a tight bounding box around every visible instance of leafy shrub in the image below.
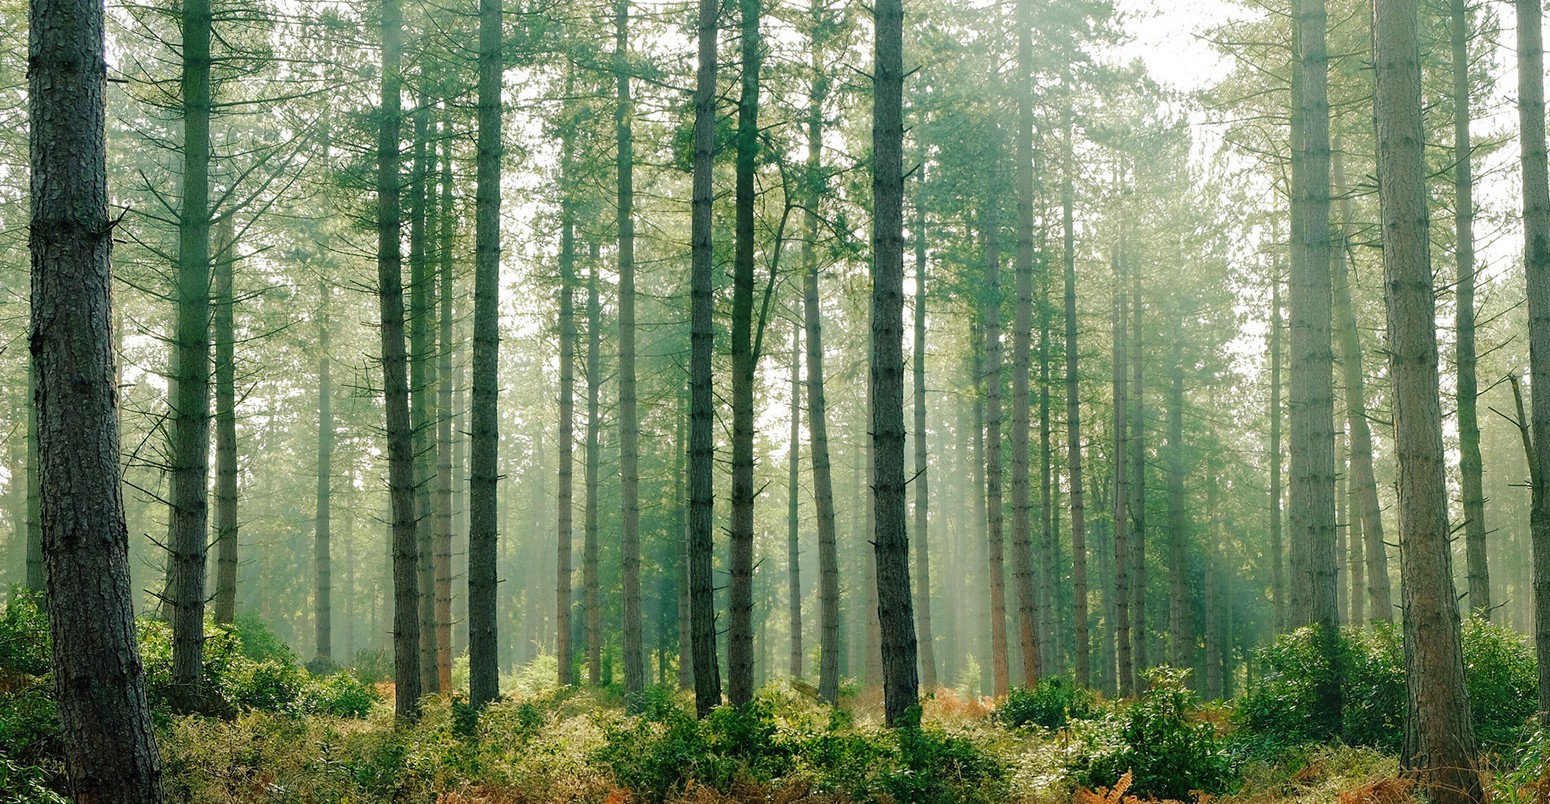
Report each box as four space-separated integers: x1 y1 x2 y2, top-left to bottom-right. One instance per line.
230 614 296 665
884 710 1006 804
1239 616 1535 753
1073 668 1231 802
0 591 50 679
996 672 1099 730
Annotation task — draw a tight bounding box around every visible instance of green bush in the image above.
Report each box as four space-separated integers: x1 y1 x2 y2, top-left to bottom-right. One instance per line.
883 710 1006 804
1239 616 1535 754
995 672 1099 730
0 591 50 679
1074 668 1231 801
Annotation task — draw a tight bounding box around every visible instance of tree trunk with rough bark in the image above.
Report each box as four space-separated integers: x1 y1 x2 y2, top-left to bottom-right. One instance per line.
615 0 645 704
913 176 937 690
314 278 333 661
1376 1 1484 796
556 95 577 688
1112 245 1132 696
409 104 438 695
789 327 804 680
435 115 455 691
1520 0 1550 721
213 217 238 626
1062 129 1089 687
31 0 166 789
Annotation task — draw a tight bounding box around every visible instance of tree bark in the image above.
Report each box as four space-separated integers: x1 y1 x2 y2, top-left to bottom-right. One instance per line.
409 103 438 695
1167 344 1190 674
1112 245 1132 696
315 278 333 662
615 0 645 704
1130 256 1147 687
24 364 41 595
1289 0 1342 733
168 0 214 713
584 256 602 686
913 174 937 690
212 216 238 626
435 112 455 692
378 0 421 720
556 91 577 688
31 0 166 790
872 0 919 726
801 15 842 701
1520 0 1550 721
727 0 763 709
1270 267 1286 632
1011 0 1041 686
1375 1 1484 797
788 326 804 680
689 0 724 716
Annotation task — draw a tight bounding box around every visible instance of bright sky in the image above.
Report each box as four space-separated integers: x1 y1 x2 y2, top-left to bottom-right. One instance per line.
1115 0 1251 92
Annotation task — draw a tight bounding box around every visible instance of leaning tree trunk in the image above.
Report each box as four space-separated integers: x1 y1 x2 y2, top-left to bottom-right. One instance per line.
872 0 919 727
1452 0 1488 618
31 0 165 791
1112 245 1132 696
1289 0 1341 733
912 174 937 690
315 279 333 663
212 216 239 626
1331 149 1393 623
1062 125 1089 687
378 0 421 721
1519 0 1550 721
980 196 1010 696
1375 2 1484 798
615 0 645 704
688 0 724 716
728 0 763 709
801 15 842 701
168 0 214 713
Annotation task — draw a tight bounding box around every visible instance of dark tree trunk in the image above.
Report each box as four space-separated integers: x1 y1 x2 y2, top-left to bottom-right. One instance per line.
677 392 693 691
788 327 804 680
872 0 919 726
1452 0 1488 618
1289 0 1341 731
616 0 645 704
212 216 238 626
728 0 763 709
169 0 214 713
377 0 421 721
801 15 842 700
30 0 165 790
1010 0 1041 688
689 0 724 716
1331 149 1393 623
979 195 1016 697
1167 345 1190 673
1112 246 1132 696
409 104 438 695
556 91 577 688
435 114 455 691
1375 1 1484 797
1039 267 1054 675
315 279 333 662
1519 0 1550 721
24 368 41 595
1062 129 1089 687
913 176 937 689
584 256 602 686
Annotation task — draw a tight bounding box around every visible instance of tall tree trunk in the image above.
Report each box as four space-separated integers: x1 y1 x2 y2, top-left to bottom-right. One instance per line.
168 0 214 712
1130 257 1147 687
24 366 41 594
1331 148 1393 623
453 372 469 657
1112 245 1132 696
409 104 438 694
1062 125 1089 687
315 279 333 662
1270 267 1286 633
1205 433 1222 699
1039 267 1055 674
801 19 842 701
789 327 804 679
689 0 724 716
970 330 993 696
615 0 645 704
31 0 166 789
979 196 1016 697
377 0 421 720
913 175 937 689
1375 1 1484 797
1452 0 1488 618
1520 0 1550 720
212 217 238 626
728 0 763 709
872 0 918 726
1010 0 1041 688
435 112 455 692
584 257 602 685
1349 439 1365 626
1167 344 1190 673
1289 0 1341 731
677 391 693 691
556 95 577 688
